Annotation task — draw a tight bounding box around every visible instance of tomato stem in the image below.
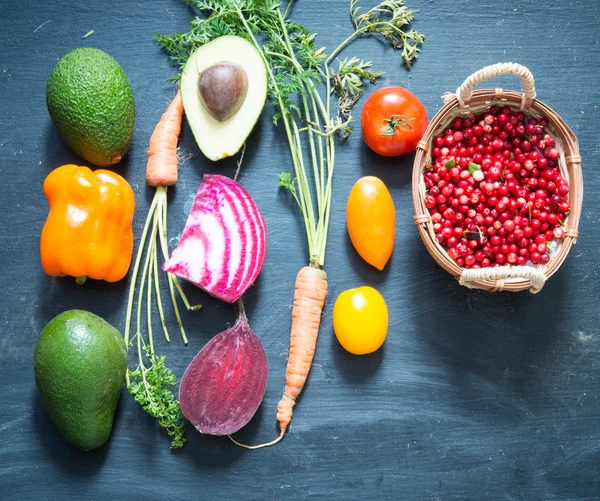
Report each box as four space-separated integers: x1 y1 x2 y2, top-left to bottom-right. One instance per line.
380 114 414 136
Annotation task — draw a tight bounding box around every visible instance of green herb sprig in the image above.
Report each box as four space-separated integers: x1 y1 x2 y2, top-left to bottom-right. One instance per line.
350 0 424 68
330 57 383 123
128 348 186 448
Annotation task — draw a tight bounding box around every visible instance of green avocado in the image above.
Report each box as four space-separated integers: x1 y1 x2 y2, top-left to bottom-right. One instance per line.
46 48 135 167
180 36 267 161
33 310 128 450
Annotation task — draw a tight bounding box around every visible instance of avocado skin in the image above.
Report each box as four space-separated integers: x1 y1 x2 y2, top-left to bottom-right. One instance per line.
46 48 135 167
34 310 128 450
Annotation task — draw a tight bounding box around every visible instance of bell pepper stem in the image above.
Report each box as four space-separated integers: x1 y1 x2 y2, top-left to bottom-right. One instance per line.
76 276 87 285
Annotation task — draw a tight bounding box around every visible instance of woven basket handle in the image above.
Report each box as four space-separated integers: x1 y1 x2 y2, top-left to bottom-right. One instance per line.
459 266 546 294
453 63 536 109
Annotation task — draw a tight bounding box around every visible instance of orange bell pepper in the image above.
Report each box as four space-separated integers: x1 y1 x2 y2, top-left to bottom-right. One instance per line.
40 164 135 283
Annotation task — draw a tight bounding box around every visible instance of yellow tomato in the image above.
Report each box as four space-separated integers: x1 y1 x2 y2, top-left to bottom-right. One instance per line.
346 176 395 270
333 286 388 355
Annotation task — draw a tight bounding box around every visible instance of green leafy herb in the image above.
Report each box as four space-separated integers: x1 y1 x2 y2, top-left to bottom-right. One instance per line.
277 171 294 188
278 171 302 208
350 0 424 68
468 162 481 175
329 57 383 121
128 348 186 448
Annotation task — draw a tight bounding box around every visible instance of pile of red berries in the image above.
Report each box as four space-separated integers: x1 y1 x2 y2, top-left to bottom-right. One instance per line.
423 106 569 269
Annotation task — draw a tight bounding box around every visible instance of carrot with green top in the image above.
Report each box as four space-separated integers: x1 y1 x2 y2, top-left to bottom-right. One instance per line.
125 89 200 449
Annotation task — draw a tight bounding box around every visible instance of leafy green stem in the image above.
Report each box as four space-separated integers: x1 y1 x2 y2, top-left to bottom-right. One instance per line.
124 192 159 350
300 86 322 220
325 29 364 65
235 5 317 251
291 119 317 256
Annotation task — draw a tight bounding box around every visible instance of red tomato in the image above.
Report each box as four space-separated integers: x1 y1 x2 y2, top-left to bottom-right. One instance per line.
361 87 428 157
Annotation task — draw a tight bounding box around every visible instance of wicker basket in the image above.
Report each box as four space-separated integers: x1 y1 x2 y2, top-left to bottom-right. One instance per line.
412 63 582 293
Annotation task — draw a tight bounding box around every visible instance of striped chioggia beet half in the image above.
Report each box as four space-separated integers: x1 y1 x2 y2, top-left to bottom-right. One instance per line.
163 174 267 302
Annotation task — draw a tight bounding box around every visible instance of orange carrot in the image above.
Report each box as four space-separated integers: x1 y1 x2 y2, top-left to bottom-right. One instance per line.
230 265 328 449
124 87 201 448
277 266 328 428
146 90 183 188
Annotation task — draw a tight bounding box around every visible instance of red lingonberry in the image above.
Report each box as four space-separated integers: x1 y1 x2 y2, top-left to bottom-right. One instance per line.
425 109 568 269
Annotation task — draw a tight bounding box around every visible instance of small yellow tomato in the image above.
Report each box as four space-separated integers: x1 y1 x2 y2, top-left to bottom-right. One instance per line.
346 176 395 270
333 286 388 355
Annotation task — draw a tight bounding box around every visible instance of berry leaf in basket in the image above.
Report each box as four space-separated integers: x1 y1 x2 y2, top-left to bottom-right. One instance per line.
467 162 481 175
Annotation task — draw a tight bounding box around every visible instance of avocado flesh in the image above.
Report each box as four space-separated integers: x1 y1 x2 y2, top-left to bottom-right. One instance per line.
46 48 135 167
181 36 268 161
33 310 128 450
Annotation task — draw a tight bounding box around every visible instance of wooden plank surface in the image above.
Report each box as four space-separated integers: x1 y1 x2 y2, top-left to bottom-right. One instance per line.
1 0 599 499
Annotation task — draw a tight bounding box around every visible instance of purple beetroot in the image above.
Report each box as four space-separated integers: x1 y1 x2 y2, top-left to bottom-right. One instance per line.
179 310 268 435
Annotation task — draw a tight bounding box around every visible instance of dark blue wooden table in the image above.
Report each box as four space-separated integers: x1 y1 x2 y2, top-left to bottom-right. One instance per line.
1 1 599 499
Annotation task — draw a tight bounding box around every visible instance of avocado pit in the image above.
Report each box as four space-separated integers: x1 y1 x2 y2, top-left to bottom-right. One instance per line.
198 62 248 122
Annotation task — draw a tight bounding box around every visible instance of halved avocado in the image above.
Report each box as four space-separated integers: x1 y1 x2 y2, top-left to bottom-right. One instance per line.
181 36 268 161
